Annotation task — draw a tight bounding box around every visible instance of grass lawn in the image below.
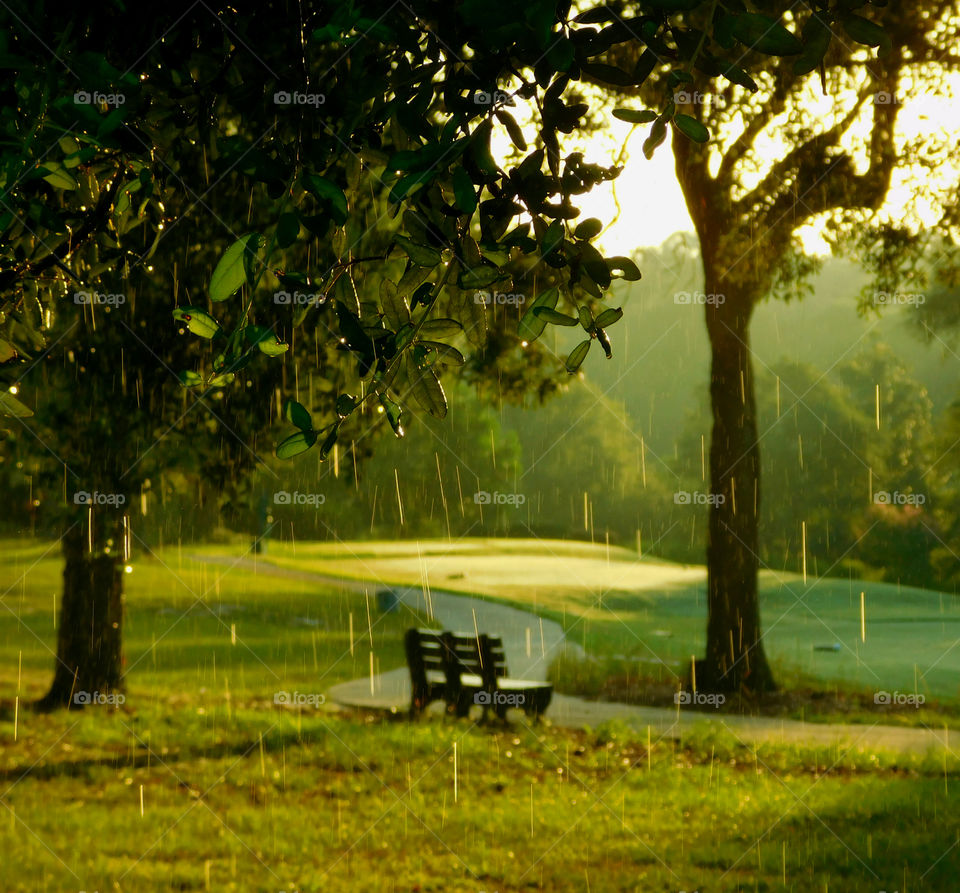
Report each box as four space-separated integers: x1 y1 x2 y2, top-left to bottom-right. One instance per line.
1 537 960 890
0 538 418 707
3 707 960 891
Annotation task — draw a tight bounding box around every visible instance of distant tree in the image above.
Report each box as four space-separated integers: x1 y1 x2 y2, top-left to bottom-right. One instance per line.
751 345 935 585
598 1 959 691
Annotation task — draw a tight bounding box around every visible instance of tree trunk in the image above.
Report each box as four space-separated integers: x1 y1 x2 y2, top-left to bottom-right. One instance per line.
35 526 125 711
697 278 776 694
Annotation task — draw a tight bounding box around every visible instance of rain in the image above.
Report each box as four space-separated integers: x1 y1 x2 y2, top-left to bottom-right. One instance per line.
1 3 960 892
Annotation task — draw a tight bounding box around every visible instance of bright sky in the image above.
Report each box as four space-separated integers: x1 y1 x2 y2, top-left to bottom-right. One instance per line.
493 75 959 259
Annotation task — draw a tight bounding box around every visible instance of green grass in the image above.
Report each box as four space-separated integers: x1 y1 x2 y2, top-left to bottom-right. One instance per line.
244 537 960 709
0 538 419 705
2 537 960 890
2 703 960 890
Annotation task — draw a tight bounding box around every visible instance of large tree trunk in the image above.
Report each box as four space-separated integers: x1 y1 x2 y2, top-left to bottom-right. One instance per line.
697 277 776 695
35 525 125 711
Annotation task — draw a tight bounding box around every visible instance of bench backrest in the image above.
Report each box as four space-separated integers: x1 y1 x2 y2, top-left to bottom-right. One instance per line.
480 635 508 680
406 628 509 688
405 628 448 689
443 632 508 684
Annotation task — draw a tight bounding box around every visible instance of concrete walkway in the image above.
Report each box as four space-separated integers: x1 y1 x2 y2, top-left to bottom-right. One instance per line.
190 553 956 756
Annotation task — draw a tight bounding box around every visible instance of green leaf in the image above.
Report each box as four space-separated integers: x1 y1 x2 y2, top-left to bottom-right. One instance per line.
394 322 417 352
720 63 759 92
566 340 591 373
642 118 668 160
731 13 803 56
467 120 498 178
284 399 313 431
380 279 410 330
408 359 448 418
495 109 527 151
452 167 477 215
612 108 658 125
410 282 434 309
577 305 593 331
419 318 462 337
208 372 236 387
533 307 578 326
575 218 604 240
389 170 435 204
246 325 288 356
541 219 564 257
276 212 300 248
335 394 357 417
303 174 348 224
458 265 503 289
177 370 204 388
318 426 339 460
394 234 441 268
172 307 222 339
397 265 431 297
209 233 262 302
40 163 78 191
276 429 317 459
454 287 488 349
274 270 312 291
379 395 405 437
0 391 32 417
674 114 709 143
518 286 559 343
793 14 833 77
580 62 639 87
842 14 890 52
419 341 466 365
606 257 642 281
594 307 624 328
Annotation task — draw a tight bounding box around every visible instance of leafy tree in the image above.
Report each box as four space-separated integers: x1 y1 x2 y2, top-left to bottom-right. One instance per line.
0 1 894 705
592 1 958 691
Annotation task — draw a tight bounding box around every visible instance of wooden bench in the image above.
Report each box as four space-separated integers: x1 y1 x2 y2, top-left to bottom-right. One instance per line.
405 628 553 719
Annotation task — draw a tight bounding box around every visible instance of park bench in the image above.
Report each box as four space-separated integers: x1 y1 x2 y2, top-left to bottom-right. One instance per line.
404 627 553 719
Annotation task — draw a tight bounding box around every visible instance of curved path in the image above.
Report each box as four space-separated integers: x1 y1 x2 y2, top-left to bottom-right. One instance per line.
190 553 955 756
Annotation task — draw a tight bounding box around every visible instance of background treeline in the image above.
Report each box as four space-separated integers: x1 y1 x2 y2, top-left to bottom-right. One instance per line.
5 240 957 592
